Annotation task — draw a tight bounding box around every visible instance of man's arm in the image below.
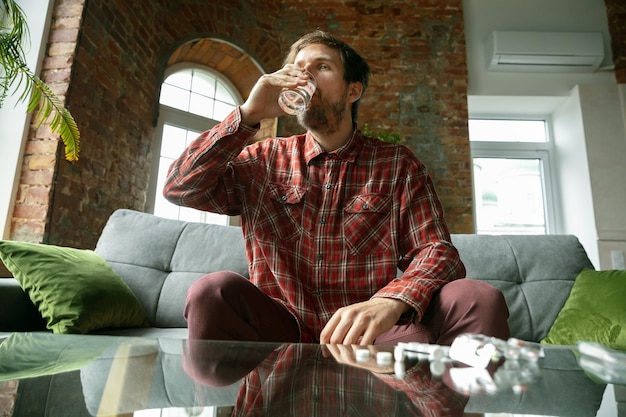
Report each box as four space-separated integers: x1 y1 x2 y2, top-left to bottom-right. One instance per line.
162 108 257 213
163 64 311 211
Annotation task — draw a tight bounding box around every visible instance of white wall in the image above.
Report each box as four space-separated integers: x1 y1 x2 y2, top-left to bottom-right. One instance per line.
464 0 626 270
578 84 626 269
463 0 615 97
552 87 599 266
0 0 54 239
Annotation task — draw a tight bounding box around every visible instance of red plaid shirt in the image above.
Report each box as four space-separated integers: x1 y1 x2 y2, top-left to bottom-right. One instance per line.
164 108 465 342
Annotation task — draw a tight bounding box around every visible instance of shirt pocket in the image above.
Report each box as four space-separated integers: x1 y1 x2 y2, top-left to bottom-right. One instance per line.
266 183 306 241
344 193 392 255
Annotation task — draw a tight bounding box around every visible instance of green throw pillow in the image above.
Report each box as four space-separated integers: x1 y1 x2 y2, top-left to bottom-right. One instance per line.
0 332 117 381
0 240 149 334
542 268 626 350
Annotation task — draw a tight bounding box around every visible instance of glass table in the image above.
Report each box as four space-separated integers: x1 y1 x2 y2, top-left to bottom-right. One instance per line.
0 332 617 417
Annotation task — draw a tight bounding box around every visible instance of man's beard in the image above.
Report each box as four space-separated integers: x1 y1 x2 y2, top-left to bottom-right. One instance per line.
297 89 348 135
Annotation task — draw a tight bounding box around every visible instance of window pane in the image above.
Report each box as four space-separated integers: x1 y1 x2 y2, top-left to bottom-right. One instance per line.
216 81 237 105
473 157 546 234
160 125 189 159
189 93 215 119
156 66 241 226
159 84 190 111
213 101 235 121
164 70 192 89
191 71 216 98
203 212 229 225
469 120 547 142
153 157 181 220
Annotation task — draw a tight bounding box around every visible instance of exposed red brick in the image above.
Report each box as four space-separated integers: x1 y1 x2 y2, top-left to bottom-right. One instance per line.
605 0 626 83
12 0 622 245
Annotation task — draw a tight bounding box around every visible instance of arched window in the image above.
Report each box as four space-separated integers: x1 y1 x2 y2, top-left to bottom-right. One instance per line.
148 64 242 225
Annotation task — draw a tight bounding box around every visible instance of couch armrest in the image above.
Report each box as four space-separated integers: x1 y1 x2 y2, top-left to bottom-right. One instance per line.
0 278 46 331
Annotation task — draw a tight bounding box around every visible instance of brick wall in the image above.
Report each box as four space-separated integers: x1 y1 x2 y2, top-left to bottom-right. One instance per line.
10 0 474 246
276 1 473 233
605 0 626 83
11 1 623 247
10 0 84 244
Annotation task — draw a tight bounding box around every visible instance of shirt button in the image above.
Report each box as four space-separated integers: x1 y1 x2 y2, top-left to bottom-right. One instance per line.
226 126 235 133
281 195 287 201
317 254 324 261
325 183 332 190
362 204 369 210
320 217 326 224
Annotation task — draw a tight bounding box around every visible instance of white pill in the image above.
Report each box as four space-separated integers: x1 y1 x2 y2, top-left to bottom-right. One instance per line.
429 347 446 361
394 345 405 361
376 351 393 365
356 349 371 362
430 360 446 377
394 360 406 378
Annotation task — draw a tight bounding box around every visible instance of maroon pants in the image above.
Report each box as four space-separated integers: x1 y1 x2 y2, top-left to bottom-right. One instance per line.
184 271 510 345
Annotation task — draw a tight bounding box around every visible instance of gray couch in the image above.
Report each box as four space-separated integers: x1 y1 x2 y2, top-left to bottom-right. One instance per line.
0 208 596 340
0 209 609 416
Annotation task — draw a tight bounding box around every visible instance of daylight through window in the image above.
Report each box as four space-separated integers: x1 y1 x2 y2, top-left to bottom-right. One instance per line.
469 119 556 235
152 67 241 225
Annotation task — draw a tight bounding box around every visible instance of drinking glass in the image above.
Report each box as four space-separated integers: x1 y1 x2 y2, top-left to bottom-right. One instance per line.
278 72 316 115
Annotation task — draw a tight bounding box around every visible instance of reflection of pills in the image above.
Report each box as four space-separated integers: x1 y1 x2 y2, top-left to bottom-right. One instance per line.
394 345 405 361
394 360 406 378
430 347 445 361
376 351 393 365
430 360 446 377
356 349 371 362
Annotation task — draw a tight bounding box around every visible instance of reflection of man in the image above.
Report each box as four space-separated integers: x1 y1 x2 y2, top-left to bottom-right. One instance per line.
183 341 468 417
164 30 510 345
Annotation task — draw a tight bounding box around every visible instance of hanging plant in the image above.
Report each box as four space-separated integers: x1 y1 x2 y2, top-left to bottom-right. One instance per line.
1 0 80 161
363 123 402 144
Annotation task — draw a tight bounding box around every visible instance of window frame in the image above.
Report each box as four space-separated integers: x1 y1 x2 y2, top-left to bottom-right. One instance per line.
146 63 242 225
469 117 560 235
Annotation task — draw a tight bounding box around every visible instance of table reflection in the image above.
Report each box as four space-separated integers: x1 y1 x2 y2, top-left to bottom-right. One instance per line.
183 341 468 417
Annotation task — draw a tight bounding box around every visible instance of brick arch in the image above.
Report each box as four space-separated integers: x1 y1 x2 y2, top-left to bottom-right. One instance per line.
165 38 276 140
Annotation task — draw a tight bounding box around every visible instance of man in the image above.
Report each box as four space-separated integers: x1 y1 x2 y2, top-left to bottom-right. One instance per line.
164 30 509 346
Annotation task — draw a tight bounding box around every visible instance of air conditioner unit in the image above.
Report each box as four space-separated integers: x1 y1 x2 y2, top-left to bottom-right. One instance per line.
485 31 604 72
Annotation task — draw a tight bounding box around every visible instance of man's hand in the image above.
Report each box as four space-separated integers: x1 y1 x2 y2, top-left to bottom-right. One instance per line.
239 64 310 127
320 298 411 345
323 344 394 374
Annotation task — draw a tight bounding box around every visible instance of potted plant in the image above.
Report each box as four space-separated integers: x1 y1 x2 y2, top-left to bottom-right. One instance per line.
1 0 79 161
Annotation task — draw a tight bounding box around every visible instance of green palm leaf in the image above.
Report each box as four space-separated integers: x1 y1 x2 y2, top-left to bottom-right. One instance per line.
1 0 80 161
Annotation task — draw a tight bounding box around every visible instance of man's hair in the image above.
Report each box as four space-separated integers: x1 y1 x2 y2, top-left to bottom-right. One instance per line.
283 30 370 122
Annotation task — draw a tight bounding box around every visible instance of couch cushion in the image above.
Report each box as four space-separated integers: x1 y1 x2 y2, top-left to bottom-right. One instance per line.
95 209 249 327
542 268 626 349
0 240 149 334
450 234 594 342
95 210 594 339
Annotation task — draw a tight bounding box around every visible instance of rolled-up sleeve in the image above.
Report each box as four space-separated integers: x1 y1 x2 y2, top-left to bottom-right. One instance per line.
372 153 466 321
163 108 258 215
